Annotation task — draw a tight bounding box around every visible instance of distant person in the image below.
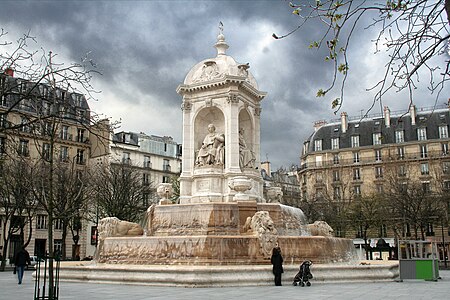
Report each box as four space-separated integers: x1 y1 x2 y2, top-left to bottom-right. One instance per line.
14 246 30 284
271 243 283 286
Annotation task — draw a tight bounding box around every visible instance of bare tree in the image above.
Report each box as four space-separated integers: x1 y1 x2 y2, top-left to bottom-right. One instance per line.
0 156 36 271
89 162 154 223
273 1 450 113
0 28 100 297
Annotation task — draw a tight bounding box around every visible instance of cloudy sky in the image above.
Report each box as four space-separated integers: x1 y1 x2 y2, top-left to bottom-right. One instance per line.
1 0 449 169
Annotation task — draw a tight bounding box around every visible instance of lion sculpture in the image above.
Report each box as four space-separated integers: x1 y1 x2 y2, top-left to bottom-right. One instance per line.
243 211 278 258
98 217 144 239
306 221 334 237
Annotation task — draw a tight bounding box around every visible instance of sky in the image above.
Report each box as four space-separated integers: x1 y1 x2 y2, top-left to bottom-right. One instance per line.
1 0 449 170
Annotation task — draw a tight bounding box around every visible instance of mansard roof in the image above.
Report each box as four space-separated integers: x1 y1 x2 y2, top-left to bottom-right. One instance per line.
306 106 449 153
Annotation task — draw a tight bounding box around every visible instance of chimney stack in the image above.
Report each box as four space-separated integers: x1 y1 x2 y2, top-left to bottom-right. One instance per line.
384 106 391 128
341 112 348 133
410 104 416 125
313 120 327 132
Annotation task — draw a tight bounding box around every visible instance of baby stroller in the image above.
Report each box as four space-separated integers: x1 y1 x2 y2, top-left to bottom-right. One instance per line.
293 260 313 287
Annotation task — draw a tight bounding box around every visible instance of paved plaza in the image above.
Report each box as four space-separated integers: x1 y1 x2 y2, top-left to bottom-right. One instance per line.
1 269 449 300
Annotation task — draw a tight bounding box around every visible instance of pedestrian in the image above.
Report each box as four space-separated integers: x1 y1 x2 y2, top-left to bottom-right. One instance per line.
271 243 283 286
14 246 30 284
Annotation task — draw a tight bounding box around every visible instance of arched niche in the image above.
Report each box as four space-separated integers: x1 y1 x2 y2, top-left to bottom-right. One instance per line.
238 108 254 150
194 107 225 155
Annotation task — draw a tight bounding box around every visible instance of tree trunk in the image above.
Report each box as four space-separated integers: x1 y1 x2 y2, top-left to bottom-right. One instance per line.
445 0 450 25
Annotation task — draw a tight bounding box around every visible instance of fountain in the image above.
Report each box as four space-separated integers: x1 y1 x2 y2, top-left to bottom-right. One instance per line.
57 26 399 286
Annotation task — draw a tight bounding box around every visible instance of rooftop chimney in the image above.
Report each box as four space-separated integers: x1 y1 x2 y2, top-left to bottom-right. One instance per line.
410 104 416 125
4 68 13 77
384 106 391 128
260 161 271 175
313 120 327 132
341 112 348 133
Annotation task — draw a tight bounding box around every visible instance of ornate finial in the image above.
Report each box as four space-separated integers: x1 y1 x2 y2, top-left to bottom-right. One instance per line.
215 22 229 56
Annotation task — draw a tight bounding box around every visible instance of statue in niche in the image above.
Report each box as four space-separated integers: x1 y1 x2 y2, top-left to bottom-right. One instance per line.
239 128 256 169
196 124 225 166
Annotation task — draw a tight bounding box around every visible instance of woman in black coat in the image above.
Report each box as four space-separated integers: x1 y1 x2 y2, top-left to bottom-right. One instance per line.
271 244 283 286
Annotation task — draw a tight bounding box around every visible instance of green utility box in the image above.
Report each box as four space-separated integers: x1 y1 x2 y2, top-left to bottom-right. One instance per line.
398 240 439 281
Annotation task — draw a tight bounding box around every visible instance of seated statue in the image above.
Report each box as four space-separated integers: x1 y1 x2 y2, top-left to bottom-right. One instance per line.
196 124 225 166
239 128 255 169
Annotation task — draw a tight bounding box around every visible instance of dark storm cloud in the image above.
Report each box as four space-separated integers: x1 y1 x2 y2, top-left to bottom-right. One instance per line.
1 0 448 169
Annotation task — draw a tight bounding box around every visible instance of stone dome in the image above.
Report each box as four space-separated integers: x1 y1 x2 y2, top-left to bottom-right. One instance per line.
183 32 259 89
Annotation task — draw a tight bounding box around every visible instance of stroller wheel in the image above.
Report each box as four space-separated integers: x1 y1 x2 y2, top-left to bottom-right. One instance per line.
293 282 297 286
300 282 305 287
306 281 311 287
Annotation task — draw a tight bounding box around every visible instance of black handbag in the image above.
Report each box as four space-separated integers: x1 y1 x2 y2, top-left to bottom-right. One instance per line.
13 266 16 274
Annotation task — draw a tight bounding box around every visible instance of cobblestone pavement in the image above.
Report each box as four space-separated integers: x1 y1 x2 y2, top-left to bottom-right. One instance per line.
1 269 449 300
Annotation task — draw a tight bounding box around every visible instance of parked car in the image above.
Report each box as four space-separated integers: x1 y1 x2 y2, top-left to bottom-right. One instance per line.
28 256 43 270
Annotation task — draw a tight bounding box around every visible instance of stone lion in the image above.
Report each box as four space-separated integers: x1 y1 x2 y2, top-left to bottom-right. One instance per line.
243 211 278 257
306 221 334 237
98 217 144 239
157 183 173 200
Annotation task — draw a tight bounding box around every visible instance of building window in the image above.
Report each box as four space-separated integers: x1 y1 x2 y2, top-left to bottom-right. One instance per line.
397 146 405 159
353 152 360 163
20 117 30 133
442 143 449 156
42 143 50 161
316 172 323 183
0 114 7 128
395 130 405 143
162 175 170 183
443 181 450 191
354 185 361 196
331 138 339 150
59 146 69 162
142 192 149 207
398 165 407 177
122 152 131 164
60 125 70 140
0 137 5 154
144 156 151 168
333 154 339 165
36 215 48 230
376 184 383 194
143 173 150 185
421 163 429 175
76 149 85 165
442 162 450 175
373 133 382 145
54 219 63 230
333 170 340 182
375 166 383 178
417 127 427 141
314 139 323 151
333 187 341 200
163 159 171 172
439 125 449 139
315 188 324 201
351 135 360 148
353 168 361 180
315 155 323 167
77 128 85 142
422 181 431 193
54 239 62 255
420 144 428 158
18 139 29 156
375 149 382 162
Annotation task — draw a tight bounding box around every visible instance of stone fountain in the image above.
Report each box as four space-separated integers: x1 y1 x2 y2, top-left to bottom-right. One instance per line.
57 27 399 286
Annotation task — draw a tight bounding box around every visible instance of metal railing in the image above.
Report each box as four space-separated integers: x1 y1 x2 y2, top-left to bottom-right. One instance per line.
34 255 60 300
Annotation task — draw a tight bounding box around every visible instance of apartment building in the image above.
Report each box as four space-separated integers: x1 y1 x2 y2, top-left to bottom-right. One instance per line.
0 69 92 262
299 104 450 260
